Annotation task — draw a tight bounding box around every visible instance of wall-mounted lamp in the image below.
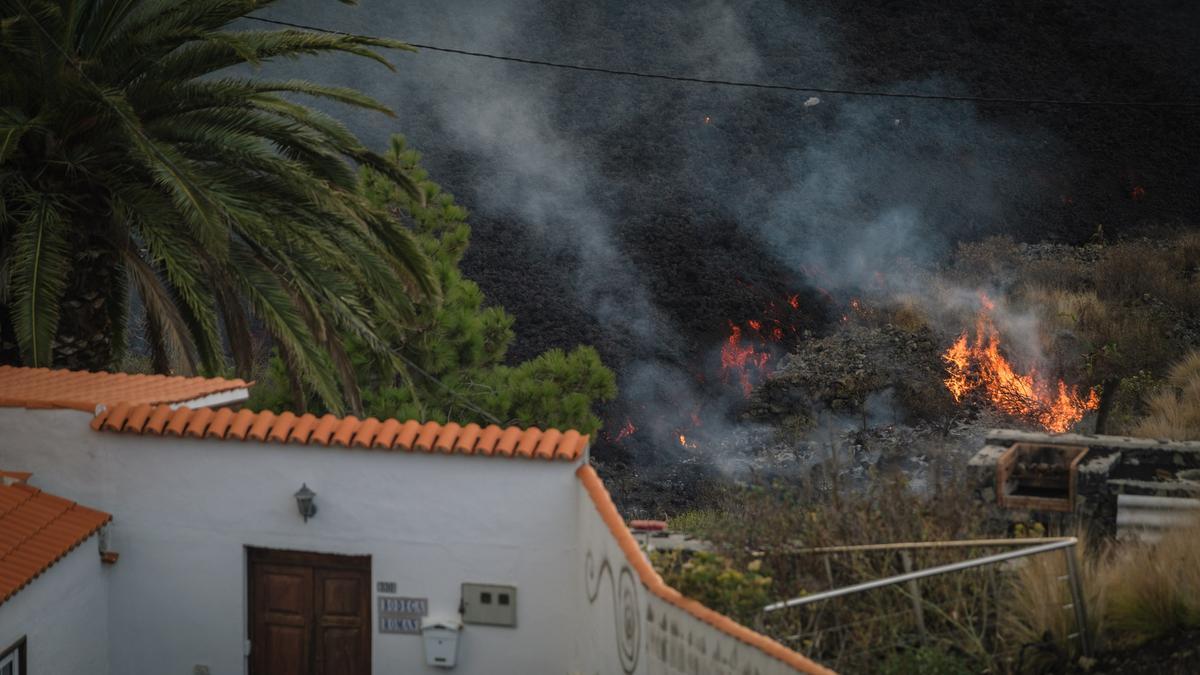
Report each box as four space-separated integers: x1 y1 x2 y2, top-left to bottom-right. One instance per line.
294 483 318 522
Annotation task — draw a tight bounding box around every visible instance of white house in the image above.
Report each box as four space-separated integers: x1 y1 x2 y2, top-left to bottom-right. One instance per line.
0 365 831 675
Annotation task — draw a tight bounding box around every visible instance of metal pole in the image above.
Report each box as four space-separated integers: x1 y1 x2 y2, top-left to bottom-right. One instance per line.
1062 545 1092 657
764 538 1078 613
899 551 927 640
787 537 1077 555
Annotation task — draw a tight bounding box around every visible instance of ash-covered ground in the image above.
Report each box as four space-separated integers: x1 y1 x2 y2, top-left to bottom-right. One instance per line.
258 0 1200 510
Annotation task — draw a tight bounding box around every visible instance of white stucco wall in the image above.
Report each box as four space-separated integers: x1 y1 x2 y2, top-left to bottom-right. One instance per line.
573 479 816 675
0 408 577 675
0 534 109 675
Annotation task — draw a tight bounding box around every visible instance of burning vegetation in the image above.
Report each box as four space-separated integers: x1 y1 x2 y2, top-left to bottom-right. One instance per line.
942 295 1099 432
720 323 772 397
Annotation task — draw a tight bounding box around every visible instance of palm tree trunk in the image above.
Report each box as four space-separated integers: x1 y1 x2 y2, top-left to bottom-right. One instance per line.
53 241 123 372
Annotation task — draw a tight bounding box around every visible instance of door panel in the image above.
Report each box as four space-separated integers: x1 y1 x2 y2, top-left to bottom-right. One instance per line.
315 568 370 675
248 549 370 675
252 564 312 675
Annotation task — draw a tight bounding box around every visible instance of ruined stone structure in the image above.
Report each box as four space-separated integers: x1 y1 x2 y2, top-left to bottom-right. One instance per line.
968 430 1200 540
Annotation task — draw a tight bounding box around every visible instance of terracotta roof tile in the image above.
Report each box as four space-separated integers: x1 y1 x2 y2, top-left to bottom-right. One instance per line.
144 405 174 434
331 416 360 447
104 402 132 432
185 407 214 438
227 409 256 440
374 419 403 448
576 465 833 675
269 412 298 443
164 407 193 436
309 414 341 445
93 405 588 462
414 421 441 453
516 428 541 457
395 420 422 450
433 423 460 453
247 410 276 442
476 425 502 456
556 430 579 460
455 423 482 454
0 479 111 606
535 429 562 460
289 414 319 444
496 427 523 457
124 404 153 432
352 418 381 449
0 365 250 412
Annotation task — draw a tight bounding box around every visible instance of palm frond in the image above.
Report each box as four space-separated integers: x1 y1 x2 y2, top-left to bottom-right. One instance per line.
121 246 199 374
7 194 70 366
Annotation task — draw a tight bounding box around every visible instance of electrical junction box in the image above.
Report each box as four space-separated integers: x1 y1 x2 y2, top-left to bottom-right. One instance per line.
460 583 517 627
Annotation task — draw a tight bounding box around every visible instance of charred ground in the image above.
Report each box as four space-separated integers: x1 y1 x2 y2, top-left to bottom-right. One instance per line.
269 0 1200 503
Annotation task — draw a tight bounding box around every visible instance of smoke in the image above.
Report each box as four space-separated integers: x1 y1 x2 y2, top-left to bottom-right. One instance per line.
253 0 1069 470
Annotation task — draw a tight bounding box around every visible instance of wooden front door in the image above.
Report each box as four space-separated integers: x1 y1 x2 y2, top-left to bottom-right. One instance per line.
249 548 371 675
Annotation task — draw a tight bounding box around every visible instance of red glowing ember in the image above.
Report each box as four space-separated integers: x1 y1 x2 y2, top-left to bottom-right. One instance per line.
614 419 636 442
942 295 1099 432
1131 185 1146 201
720 322 771 397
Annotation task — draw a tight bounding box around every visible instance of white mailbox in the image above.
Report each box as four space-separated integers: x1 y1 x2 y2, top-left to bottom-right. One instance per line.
421 617 462 668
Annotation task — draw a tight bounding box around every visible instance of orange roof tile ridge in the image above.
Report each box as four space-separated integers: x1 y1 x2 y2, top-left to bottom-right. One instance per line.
0 365 252 412
90 404 589 462
575 465 835 675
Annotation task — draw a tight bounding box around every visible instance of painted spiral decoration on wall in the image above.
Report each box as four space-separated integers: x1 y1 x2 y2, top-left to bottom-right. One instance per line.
586 549 641 673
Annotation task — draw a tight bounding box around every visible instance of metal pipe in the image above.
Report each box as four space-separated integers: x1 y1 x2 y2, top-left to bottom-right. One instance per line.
785 537 1074 555
1117 493 1200 509
1062 547 1092 657
763 538 1078 613
899 551 927 639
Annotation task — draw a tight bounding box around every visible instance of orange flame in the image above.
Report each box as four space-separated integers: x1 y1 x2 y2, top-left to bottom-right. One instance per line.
678 433 697 448
721 323 771 397
942 299 1099 432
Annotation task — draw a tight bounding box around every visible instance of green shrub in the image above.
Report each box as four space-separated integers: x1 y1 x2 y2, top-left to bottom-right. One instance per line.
879 646 975 675
651 550 774 625
668 509 724 539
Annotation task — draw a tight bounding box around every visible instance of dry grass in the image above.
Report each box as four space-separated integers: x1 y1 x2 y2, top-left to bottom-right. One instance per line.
684 464 1007 672
1101 521 1200 645
1092 241 1200 313
1003 519 1200 671
1016 285 1174 381
1020 258 1091 294
1133 349 1200 440
1001 536 1107 668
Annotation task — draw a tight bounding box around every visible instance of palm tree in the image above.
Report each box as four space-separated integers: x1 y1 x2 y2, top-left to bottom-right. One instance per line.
0 0 437 413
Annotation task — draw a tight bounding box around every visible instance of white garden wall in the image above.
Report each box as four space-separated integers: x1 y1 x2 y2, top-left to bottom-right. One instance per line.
573 467 830 675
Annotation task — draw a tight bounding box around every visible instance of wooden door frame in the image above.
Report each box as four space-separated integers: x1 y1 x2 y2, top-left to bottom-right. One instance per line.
246 547 372 675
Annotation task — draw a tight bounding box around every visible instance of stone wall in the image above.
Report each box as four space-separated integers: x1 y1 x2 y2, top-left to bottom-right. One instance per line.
967 429 1200 539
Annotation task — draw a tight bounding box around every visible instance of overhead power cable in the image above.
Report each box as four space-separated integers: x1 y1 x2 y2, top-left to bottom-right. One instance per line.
246 15 1200 109
389 348 506 426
